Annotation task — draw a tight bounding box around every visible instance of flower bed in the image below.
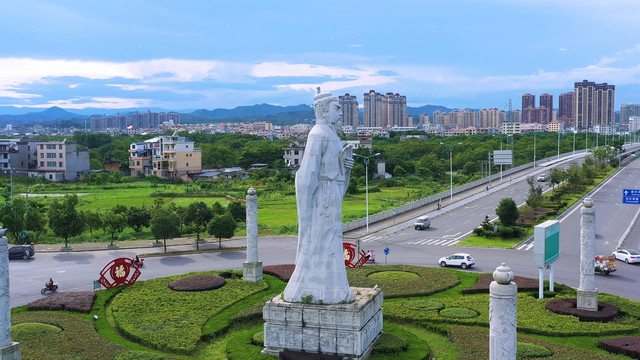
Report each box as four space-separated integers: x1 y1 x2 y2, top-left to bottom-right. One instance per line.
346 265 460 298
263 264 295 282
168 274 225 292
461 275 543 294
27 291 96 313
597 336 640 359
12 311 128 360
384 293 637 336
110 271 267 354
546 298 619 322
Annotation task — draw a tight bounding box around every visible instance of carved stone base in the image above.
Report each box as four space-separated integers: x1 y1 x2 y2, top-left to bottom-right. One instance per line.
577 288 599 311
262 287 382 360
243 261 263 282
0 342 21 360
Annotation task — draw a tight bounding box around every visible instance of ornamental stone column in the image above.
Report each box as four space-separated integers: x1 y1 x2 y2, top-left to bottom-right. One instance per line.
0 231 21 359
490 263 517 360
243 188 262 282
577 198 598 311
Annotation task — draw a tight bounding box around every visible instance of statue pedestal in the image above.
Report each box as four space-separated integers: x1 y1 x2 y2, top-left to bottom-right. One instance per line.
262 287 382 360
577 288 599 311
0 342 20 360
243 261 263 282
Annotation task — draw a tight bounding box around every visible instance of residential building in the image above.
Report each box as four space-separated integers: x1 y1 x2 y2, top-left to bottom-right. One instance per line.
558 92 574 125
283 138 306 170
574 80 615 130
478 108 506 129
433 110 447 125
35 139 90 181
129 134 201 180
0 139 19 172
539 93 554 124
419 114 430 124
502 122 521 135
547 121 564 133
620 104 640 128
363 90 407 127
91 111 181 131
338 93 359 127
629 116 640 133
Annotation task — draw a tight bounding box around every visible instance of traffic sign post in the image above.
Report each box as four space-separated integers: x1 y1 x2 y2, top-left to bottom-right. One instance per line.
384 246 389 265
623 189 640 204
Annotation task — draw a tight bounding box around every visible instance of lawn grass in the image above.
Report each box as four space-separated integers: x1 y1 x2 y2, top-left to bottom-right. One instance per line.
459 227 534 248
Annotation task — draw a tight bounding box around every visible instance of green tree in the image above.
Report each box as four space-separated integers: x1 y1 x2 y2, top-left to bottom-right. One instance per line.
548 167 565 193
211 201 226 215
525 176 543 209
185 202 214 250
150 208 181 253
83 210 103 235
126 206 151 232
496 197 519 227
0 199 26 243
102 212 127 247
208 212 237 248
227 201 246 223
48 195 85 249
566 164 583 189
147 174 162 190
25 206 47 243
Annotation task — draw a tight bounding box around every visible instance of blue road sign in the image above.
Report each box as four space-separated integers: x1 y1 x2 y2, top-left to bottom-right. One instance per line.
20 232 27 239
623 189 640 204
384 247 390 255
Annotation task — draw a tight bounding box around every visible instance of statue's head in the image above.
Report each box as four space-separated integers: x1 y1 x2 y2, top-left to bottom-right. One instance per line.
314 88 342 132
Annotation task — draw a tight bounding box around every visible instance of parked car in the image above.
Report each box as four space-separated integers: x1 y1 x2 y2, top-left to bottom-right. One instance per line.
537 174 547 182
414 215 431 230
439 253 474 269
8 245 35 260
612 249 640 264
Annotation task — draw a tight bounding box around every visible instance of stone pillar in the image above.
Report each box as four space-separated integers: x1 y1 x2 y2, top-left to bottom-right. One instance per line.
243 187 262 282
490 263 517 360
578 198 598 311
0 235 21 359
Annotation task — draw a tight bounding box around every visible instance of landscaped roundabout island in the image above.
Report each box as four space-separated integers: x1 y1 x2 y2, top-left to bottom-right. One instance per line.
11 265 640 359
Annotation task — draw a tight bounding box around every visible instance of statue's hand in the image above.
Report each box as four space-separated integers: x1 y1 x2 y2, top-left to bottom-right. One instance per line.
344 157 354 170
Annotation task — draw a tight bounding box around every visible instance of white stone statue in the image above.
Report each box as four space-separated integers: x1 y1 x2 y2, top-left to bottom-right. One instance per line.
283 89 355 304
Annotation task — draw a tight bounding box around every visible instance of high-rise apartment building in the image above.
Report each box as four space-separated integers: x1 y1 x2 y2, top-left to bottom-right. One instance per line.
338 93 359 127
433 110 447 125
363 90 407 127
620 104 640 127
521 93 536 123
478 108 506 129
558 92 574 126
574 80 615 131
539 93 553 124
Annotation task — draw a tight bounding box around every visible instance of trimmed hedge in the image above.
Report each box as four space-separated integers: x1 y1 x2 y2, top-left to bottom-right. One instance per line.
263 264 295 282
110 271 268 354
384 293 638 336
546 298 619 322
516 342 553 358
439 307 478 319
346 265 460 298
371 333 408 354
12 311 128 360
226 324 276 360
402 300 444 311
462 275 545 295
114 350 182 360
449 326 622 359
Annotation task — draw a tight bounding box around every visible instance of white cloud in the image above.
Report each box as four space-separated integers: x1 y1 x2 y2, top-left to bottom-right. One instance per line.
25 97 152 110
558 48 568 52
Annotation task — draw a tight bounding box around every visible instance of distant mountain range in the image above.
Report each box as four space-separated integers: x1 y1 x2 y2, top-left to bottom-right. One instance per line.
0 103 460 127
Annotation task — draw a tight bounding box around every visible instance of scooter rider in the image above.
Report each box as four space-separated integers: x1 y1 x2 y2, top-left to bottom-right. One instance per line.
46 278 54 289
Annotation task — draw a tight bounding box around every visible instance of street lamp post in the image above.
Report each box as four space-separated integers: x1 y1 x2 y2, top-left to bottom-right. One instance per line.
557 131 560 159
573 131 576 155
441 142 461 204
533 132 536 168
353 153 380 233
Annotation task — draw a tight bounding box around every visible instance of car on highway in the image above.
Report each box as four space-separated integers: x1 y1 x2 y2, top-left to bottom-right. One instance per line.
414 215 431 230
8 245 35 260
537 174 547 182
612 249 640 264
438 253 474 269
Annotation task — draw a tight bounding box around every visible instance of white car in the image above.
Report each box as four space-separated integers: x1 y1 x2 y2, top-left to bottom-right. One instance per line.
612 249 640 264
438 253 475 269
537 174 547 182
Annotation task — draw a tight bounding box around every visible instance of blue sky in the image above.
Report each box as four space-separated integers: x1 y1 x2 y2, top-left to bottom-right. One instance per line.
2 0 640 113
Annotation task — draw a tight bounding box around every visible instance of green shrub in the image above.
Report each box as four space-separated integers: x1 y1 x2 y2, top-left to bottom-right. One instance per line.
371 333 408 354
11 322 61 342
347 265 459 298
516 342 553 358
114 350 180 360
252 331 264 346
367 271 420 283
438 307 478 319
226 324 274 360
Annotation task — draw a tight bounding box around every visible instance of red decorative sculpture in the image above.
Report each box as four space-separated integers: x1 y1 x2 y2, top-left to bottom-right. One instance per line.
98 257 142 289
343 242 368 268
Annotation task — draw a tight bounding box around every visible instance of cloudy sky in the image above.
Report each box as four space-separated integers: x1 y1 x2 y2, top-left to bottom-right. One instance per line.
2 0 640 113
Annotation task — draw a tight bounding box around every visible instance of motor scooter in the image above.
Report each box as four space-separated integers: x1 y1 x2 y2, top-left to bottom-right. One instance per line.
41 282 58 294
132 256 144 268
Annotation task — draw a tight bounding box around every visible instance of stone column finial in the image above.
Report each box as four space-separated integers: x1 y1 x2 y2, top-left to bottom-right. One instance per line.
578 197 598 310
244 187 262 282
490 263 517 360
0 235 21 357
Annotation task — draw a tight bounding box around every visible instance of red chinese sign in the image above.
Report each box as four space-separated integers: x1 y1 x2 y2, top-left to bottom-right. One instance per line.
343 242 368 268
98 257 142 289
